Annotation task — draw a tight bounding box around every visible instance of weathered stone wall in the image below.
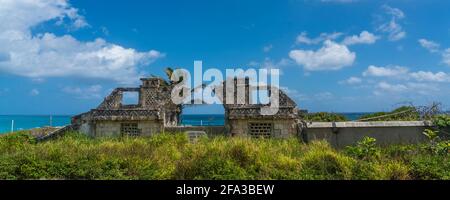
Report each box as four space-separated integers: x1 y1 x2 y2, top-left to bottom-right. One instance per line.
70 118 433 149
139 121 164 136
95 121 121 137
79 122 94 137
228 119 298 138
94 120 163 137
304 121 431 148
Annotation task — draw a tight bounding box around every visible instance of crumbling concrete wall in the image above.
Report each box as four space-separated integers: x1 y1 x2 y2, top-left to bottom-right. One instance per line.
94 121 163 137
304 121 432 148
227 119 298 138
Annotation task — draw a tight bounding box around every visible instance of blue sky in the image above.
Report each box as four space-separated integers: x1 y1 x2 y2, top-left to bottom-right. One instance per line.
0 0 449 115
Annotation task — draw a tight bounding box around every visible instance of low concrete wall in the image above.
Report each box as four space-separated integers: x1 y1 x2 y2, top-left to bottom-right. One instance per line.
304 121 432 148
74 120 433 148
164 126 226 137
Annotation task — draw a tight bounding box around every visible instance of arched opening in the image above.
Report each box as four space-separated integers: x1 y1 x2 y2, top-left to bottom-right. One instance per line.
181 104 225 126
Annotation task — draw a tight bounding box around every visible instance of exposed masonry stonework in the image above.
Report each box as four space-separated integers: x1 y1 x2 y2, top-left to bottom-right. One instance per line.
72 77 302 138
72 77 182 137
218 78 301 138
66 76 432 146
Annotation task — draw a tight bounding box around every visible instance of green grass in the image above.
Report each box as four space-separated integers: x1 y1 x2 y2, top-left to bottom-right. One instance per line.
0 132 448 180
358 106 421 121
304 112 348 122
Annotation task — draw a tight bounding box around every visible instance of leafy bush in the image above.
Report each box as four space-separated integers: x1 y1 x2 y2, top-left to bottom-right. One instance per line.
422 129 449 156
433 114 450 139
344 137 380 160
305 112 348 122
382 161 411 180
299 142 355 180
358 106 420 121
422 115 450 156
410 154 450 180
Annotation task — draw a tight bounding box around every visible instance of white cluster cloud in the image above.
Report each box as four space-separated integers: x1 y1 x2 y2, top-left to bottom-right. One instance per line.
248 57 291 76
342 31 379 45
410 71 450 82
314 92 334 100
289 40 356 71
362 65 450 82
339 77 362 85
62 85 104 99
280 87 309 101
291 31 379 71
280 86 335 102
443 49 450 66
374 82 439 96
263 44 273 53
418 39 441 53
377 5 406 41
342 65 449 97
0 0 164 84
363 65 409 77
417 39 450 67
376 82 408 93
261 58 291 75
29 89 40 96
296 32 343 45
0 0 88 31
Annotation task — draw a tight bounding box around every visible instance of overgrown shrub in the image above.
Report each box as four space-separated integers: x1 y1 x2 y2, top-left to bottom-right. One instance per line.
305 112 348 122
358 106 420 121
433 114 450 139
422 115 450 156
410 154 450 180
299 141 355 180
382 161 411 180
344 137 380 160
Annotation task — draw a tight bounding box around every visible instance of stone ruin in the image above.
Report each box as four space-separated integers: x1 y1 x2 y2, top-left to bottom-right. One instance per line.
58 75 431 146
219 78 300 138
72 77 302 138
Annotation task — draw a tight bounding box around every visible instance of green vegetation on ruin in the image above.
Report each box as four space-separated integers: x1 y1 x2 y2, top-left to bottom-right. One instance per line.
305 104 443 122
304 112 348 122
357 106 421 121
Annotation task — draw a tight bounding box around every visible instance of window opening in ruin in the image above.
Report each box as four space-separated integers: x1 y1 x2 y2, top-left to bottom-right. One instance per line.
182 104 225 126
248 122 273 138
122 91 139 105
120 123 141 136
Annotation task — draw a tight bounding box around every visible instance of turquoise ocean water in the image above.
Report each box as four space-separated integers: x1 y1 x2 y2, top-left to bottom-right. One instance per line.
0 113 368 134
